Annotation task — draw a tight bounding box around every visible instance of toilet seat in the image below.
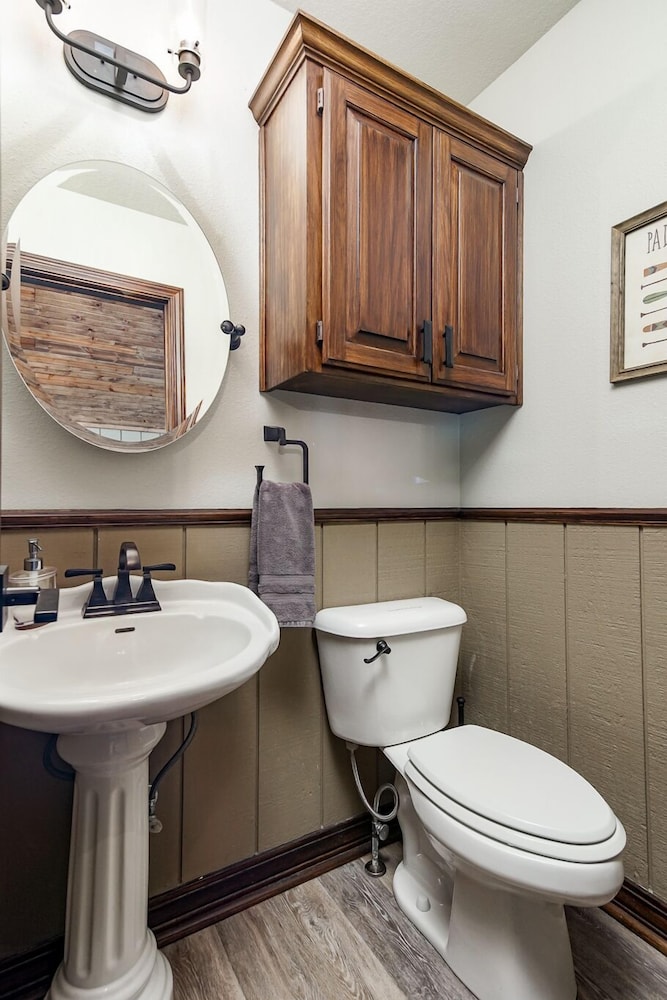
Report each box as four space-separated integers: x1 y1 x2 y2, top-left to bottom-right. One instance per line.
403 726 624 864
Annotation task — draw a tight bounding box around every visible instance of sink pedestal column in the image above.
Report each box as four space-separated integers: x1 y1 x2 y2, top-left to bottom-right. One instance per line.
47 724 173 1000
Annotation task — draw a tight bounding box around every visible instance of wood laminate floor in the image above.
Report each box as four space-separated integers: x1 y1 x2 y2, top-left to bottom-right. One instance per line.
165 843 667 999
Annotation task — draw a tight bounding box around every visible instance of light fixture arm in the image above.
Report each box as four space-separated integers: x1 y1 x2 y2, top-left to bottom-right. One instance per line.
36 0 202 112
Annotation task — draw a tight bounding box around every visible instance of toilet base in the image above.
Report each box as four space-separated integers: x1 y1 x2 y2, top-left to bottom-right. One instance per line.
446 869 576 1000
393 859 452 953
393 859 577 1000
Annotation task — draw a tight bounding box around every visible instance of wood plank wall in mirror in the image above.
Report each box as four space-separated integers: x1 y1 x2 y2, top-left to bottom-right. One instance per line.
6 246 185 442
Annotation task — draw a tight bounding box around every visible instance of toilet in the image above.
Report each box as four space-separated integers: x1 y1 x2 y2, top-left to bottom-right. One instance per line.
314 597 625 1000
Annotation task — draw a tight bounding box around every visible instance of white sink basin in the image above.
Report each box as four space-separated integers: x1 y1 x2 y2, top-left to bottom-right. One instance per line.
0 578 280 733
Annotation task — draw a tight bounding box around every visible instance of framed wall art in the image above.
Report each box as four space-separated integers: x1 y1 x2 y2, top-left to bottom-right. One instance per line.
610 200 667 383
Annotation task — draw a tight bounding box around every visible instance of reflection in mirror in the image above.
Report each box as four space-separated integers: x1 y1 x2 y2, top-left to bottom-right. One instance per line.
2 161 231 452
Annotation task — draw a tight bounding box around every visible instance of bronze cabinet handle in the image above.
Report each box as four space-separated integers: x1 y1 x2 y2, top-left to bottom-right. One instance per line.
422 320 433 365
443 325 454 368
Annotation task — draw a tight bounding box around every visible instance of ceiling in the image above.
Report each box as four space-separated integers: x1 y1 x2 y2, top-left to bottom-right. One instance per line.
271 0 580 104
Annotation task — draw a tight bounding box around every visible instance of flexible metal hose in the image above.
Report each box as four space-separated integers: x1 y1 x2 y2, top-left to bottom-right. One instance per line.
348 742 399 822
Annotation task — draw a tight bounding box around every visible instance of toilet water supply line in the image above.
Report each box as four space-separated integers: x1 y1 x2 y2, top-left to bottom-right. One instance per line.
42 713 199 833
346 741 399 877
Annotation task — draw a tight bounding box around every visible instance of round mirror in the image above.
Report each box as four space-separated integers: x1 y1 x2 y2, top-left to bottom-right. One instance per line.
2 160 231 452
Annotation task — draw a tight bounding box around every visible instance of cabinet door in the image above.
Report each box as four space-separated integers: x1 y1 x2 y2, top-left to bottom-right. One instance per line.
432 132 519 394
322 69 432 381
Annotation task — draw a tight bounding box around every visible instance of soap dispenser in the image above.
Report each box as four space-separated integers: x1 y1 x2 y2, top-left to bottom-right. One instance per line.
9 538 57 589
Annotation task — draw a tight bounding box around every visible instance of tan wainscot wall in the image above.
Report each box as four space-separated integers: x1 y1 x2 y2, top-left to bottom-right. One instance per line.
1 517 666 961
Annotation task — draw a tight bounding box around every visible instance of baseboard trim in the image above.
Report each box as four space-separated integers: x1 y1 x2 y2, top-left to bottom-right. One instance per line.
150 812 389 946
1 842 664 1000
0 814 383 1000
604 879 667 957
0 944 59 1000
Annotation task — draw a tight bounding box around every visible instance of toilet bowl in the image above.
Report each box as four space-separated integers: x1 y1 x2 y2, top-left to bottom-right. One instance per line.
314 598 625 1000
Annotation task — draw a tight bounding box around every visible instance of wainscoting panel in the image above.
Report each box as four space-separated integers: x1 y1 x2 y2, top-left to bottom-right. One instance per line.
178 524 259 881
425 520 460 601
641 529 667 899
426 520 462 732
459 521 509 733
377 522 426 600
258 628 323 852
321 523 377 607
184 525 252 585
506 523 568 759
181 679 260 882
320 522 380 826
565 526 647 887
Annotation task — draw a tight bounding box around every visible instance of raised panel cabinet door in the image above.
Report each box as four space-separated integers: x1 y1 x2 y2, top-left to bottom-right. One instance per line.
322 69 432 381
432 132 519 394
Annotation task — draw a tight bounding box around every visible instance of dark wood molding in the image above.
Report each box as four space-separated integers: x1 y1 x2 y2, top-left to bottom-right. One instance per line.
4 507 667 532
460 508 667 526
0 508 461 530
0 509 254 530
316 507 460 523
0 814 389 1000
604 879 667 957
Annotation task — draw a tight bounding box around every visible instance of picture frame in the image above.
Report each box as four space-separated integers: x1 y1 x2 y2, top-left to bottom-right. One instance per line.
610 200 667 383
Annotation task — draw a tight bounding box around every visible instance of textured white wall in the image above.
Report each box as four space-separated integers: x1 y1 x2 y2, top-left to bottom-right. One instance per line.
463 0 667 507
0 0 460 510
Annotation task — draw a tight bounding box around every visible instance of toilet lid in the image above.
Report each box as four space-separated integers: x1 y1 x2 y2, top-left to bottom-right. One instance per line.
407 726 617 845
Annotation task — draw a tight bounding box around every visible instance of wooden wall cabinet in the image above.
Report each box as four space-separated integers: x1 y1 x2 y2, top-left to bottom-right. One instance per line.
250 13 532 414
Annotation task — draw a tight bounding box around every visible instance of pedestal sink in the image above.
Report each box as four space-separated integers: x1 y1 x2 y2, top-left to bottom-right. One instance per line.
0 579 280 1000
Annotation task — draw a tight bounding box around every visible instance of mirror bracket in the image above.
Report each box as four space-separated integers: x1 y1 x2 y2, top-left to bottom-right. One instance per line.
221 320 246 351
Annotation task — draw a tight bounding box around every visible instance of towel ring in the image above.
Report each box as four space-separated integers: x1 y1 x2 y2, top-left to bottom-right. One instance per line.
257 426 309 484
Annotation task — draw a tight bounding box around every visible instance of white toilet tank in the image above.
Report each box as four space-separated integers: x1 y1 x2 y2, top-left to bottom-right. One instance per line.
314 597 466 747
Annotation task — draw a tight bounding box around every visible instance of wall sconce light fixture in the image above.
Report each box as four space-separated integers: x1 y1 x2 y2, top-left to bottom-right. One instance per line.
36 0 202 113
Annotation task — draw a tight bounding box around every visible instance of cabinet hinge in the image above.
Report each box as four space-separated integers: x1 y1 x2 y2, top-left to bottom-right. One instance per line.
316 88 324 116
316 320 323 344
516 180 520 205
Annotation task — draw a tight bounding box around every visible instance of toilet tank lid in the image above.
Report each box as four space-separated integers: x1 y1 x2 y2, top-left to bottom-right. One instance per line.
314 597 466 637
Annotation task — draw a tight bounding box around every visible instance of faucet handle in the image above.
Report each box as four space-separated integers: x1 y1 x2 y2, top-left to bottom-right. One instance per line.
135 563 175 608
64 568 108 610
64 568 105 582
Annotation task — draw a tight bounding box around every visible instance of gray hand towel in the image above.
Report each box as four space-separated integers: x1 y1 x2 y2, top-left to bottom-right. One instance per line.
249 480 316 627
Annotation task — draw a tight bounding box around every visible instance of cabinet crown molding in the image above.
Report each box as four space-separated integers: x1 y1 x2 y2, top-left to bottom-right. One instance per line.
249 11 532 169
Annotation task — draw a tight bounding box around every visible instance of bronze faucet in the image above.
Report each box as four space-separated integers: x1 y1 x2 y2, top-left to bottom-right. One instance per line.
112 541 141 605
64 542 175 619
